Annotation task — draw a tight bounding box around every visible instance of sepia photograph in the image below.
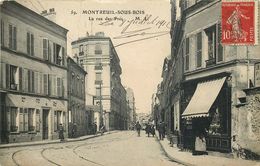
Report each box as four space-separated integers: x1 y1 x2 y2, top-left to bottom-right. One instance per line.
0 0 259 165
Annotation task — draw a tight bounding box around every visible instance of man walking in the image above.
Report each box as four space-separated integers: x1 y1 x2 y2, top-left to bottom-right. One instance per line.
135 121 141 137
158 122 165 140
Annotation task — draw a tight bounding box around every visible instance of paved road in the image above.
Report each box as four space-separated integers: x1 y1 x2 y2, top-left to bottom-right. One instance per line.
0 131 182 166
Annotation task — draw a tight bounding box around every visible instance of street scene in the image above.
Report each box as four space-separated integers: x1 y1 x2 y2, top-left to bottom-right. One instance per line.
0 131 181 166
0 0 260 166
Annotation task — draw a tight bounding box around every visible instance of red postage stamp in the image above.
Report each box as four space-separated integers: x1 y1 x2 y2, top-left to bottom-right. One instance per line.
222 1 255 45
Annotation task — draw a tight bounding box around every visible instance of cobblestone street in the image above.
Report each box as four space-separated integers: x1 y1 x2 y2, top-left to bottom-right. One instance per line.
0 131 182 166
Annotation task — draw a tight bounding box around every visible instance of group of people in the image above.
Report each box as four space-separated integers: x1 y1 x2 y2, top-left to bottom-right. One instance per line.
145 123 155 137
135 121 164 138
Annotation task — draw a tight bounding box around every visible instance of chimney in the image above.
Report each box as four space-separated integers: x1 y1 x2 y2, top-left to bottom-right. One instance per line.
41 8 56 23
95 32 105 37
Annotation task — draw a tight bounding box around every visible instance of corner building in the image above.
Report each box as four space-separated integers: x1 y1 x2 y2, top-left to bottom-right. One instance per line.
71 32 127 131
0 1 68 143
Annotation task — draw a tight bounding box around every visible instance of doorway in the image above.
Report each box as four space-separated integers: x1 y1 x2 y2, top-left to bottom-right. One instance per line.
42 109 49 140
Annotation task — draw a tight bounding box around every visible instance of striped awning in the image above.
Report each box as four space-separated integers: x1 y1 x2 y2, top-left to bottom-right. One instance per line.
182 77 226 119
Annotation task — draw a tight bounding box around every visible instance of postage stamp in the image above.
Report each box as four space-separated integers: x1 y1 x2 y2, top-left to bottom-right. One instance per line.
222 1 256 45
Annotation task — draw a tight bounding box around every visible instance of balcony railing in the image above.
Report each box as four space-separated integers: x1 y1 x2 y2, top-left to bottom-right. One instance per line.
206 58 216 67
10 83 18 90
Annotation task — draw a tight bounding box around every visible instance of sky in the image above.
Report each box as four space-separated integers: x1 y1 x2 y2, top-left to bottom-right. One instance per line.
17 0 171 114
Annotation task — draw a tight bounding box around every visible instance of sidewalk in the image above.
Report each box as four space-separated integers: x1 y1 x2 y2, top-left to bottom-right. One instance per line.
156 132 259 166
0 131 117 149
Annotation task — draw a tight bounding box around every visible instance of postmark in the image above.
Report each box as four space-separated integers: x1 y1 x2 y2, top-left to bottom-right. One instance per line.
222 1 256 45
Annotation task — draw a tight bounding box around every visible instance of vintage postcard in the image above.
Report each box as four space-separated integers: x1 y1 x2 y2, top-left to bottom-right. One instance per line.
0 0 259 166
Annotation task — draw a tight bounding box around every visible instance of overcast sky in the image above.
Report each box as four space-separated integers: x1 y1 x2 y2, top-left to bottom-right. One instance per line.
17 0 171 113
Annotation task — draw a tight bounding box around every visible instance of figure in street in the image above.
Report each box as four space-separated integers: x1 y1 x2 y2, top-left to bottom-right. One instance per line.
135 121 141 137
150 124 155 137
145 123 151 137
59 123 65 142
158 121 165 140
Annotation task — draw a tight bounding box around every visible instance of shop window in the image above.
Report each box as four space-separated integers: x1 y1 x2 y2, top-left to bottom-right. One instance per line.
8 24 16 50
28 108 35 132
36 109 40 132
27 32 34 56
10 107 18 132
54 111 62 131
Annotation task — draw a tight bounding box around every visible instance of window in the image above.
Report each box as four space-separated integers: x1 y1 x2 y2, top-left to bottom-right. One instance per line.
8 24 17 50
10 107 18 132
79 44 84 56
196 32 202 68
184 38 190 71
27 32 34 56
95 73 101 81
9 65 18 90
205 25 216 60
28 108 35 132
57 77 62 97
95 44 102 54
1 20 4 46
71 73 75 95
53 43 63 65
54 111 62 131
96 87 101 96
28 70 34 93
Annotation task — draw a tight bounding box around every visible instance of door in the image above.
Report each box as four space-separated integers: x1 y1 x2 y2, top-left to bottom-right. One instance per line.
42 109 49 140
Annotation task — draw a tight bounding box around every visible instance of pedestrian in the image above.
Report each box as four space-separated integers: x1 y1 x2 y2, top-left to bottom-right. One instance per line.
100 124 105 135
135 121 141 137
150 124 155 137
145 123 151 137
93 122 97 135
193 129 208 155
59 123 64 142
158 122 165 140
72 123 77 138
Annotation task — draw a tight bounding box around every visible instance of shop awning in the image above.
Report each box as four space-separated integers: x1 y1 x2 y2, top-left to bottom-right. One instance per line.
182 77 226 119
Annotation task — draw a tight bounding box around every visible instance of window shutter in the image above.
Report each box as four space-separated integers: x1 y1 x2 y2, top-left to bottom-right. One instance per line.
27 33 30 55
43 74 48 95
13 26 16 50
28 70 31 92
48 40 51 61
217 23 223 62
61 78 64 97
35 72 38 94
32 71 35 93
39 73 43 94
1 63 6 88
62 47 65 66
19 67 23 91
31 34 34 56
48 74 52 95
6 64 10 89
43 39 48 60
53 75 57 96
53 43 56 64
19 108 24 132
8 25 12 49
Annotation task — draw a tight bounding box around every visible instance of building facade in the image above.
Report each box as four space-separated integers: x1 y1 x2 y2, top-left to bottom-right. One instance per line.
71 32 128 131
156 0 260 154
126 88 136 129
67 57 87 137
0 1 68 143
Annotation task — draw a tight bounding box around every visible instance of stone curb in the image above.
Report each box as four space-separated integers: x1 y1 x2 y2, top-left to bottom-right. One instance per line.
155 133 195 166
0 131 117 149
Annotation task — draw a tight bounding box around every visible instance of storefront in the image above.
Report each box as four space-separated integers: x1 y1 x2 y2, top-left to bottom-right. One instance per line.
181 76 232 152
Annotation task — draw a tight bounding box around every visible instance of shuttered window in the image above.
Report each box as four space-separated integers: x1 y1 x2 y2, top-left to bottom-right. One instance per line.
8 24 16 50
217 23 223 62
27 32 34 56
196 32 202 68
43 74 48 95
43 39 48 60
184 38 190 71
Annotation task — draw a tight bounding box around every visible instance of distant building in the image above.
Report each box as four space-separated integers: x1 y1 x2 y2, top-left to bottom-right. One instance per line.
126 88 136 129
67 57 87 137
71 32 128 131
0 1 68 143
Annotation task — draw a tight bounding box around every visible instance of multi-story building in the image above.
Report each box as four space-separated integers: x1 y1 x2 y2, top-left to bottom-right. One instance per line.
0 1 68 143
71 32 128 131
126 88 136 129
67 57 87 137
161 0 260 154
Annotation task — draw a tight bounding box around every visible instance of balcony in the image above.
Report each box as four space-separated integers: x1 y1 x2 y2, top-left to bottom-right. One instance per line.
79 51 84 56
10 83 18 90
206 58 216 67
95 65 103 70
